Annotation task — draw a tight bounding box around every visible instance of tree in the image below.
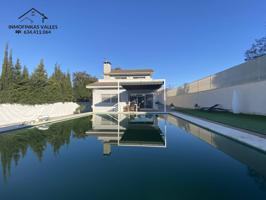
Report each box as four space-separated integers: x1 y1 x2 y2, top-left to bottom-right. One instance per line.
1 44 9 90
73 72 97 102
22 66 29 81
5 58 23 103
47 64 64 102
0 44 97 104
7 49 14 86
245 36 266 61
0 46 15 103
13 59 22 82
31 59 47 82
30 59 49 103
64 72 73 101
14 65 31 104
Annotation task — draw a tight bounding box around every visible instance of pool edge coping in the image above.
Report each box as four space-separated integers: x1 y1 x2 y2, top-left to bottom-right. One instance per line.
169 111 266 153
0 112 93 134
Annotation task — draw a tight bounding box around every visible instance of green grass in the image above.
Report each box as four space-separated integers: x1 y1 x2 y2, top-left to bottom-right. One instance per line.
174 108 266 135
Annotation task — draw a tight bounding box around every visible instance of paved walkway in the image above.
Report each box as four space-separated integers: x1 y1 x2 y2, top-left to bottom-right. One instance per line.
0 111 157 134
0 112 92 134
170 111 266 152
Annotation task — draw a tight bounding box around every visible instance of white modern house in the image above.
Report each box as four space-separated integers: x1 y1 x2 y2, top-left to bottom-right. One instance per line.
87 61 166 112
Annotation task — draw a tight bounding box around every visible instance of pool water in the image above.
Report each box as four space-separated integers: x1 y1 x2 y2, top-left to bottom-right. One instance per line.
0 114 266 199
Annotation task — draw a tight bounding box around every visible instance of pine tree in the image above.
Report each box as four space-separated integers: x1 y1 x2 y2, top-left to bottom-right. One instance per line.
65 72 73 101
0 44 96 104
0 46 15 103
30 59 49 103
13 59 22 82
60 71 73 102
16 65 31 104
1 44 9 90
47 64 64 102
6 58 23 103
7 49 14 87
31 59 47 82
22 66 29 81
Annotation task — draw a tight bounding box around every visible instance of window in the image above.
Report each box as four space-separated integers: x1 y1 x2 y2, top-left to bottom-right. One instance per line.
101 94 118 104
114 76 127 79
133 76 145 79
145 94 153 108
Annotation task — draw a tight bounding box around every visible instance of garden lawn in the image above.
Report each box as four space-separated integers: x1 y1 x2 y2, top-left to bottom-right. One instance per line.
175 108 266 135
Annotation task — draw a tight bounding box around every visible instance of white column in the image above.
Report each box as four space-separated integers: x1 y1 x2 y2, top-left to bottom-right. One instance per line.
117 113 120 146
117 81 120 112
164 79 166 113
92 89 94 112
164 117 167 147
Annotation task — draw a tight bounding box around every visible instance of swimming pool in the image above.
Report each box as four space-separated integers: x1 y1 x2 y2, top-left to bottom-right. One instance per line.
0 114 266 199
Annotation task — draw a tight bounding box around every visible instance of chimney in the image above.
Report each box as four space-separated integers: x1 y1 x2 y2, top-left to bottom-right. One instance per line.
103 60 111 79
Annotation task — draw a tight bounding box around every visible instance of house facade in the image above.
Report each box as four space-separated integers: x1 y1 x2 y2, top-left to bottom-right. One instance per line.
87 61 166 112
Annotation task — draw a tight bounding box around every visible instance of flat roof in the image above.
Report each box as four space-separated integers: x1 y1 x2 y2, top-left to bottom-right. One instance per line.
86 80 164 90
106 69 154 76
86 82 118 88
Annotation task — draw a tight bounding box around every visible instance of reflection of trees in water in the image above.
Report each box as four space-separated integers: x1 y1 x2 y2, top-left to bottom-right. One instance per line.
248 167 266 190
0 116 92 181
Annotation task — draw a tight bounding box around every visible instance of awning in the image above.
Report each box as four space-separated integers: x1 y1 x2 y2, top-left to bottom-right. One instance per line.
120 80 164 90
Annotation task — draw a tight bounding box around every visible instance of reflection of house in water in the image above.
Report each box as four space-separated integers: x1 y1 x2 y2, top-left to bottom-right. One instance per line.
86 114 166 155
166 115 266 178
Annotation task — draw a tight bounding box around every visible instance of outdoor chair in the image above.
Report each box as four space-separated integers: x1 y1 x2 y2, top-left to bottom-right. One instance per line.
129 102 137 111
199 104 228 112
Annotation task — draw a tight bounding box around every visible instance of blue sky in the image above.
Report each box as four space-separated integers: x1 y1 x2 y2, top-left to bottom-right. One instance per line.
0 0 266 86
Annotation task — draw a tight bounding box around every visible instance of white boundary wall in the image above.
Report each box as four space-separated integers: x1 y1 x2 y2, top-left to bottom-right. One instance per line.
166 55 266 115
0 102 79 127
167 80 266 115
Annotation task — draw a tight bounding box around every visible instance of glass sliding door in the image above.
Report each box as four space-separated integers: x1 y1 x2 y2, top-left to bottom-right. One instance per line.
138 96 145 108
145 94 153 109
129 93 153 109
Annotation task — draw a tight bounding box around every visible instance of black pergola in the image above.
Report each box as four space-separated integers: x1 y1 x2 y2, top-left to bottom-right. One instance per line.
120 81 164 90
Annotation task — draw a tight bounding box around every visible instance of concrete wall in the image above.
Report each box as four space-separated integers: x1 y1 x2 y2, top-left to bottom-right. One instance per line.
166 55 266 115
0 102 79 127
